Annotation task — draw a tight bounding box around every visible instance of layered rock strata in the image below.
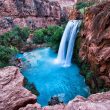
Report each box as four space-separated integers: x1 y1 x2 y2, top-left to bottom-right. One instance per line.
0 0 61 35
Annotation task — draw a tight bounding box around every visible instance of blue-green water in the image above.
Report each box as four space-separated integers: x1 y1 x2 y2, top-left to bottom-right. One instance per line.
17 48 89 106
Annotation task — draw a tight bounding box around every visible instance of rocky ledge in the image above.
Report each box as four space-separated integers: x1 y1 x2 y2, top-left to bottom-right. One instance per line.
0 66 110 110
44 92 110 110
0 66 37 110
79 1 110 91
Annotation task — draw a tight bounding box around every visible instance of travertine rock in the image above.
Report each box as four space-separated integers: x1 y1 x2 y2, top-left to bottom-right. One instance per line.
79 2 110 89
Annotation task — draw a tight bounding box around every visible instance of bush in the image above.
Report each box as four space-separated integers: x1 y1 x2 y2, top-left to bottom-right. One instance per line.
33 28 47 44
45 25 64 51
75 2 94 10
33 25 64 51
13 26 31 42
0 45 18 68
0 25 64 67
0 26 30 67
0 26 31 48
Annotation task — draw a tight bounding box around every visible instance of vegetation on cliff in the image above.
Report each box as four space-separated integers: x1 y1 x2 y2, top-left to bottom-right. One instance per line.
33 25 64 50
0 26 31 67
0 25 65 67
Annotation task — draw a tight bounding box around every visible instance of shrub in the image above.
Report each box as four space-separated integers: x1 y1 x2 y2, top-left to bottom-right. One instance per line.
45 25 64 51
33 25 64 51
0 26 31 49
0 45 18 68
0 25 64 67
33 28 46 44
0 26 30 67
75 2 95 10
11 26 30 42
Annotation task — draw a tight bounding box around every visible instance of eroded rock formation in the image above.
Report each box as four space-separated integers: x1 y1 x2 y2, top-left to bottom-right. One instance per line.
79 2 110 91
0 0 61 35
0 66 37 110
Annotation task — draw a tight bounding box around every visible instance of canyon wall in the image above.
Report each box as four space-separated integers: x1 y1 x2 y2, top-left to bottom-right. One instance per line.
0 0 61 35
79 1 110 92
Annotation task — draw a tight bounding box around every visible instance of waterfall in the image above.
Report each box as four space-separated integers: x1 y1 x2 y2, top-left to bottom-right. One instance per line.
56 20 81 67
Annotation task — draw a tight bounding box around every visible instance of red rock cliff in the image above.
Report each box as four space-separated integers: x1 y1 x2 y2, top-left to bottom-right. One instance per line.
79 1 110 92
0 0 61 35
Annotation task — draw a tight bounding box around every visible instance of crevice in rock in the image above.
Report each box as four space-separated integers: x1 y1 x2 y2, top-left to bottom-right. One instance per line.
13 98 36 110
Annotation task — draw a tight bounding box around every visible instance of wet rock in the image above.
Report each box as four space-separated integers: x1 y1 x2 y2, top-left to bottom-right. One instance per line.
48 96 63 106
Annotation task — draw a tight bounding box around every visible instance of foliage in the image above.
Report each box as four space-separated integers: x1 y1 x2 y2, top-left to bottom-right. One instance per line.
33 28 47 44
0 45 18 67
0 26 30 67
99 87 110 93
33 25 64 51
75 2 95 10
0 26 30 48
45 25 64 50
13 26 31 42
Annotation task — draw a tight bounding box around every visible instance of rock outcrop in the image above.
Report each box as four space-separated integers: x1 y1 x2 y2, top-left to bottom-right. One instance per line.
0 66 37 110
43 92 110 110
79 2 110 91
1 66 110 110
0 0 61 35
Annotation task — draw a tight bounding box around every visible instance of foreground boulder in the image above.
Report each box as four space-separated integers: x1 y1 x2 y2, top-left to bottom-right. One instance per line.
79 1 110 92
0 66 37 110
43 92 110 110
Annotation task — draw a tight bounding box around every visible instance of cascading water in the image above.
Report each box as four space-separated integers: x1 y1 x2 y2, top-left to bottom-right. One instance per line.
56 20 81 67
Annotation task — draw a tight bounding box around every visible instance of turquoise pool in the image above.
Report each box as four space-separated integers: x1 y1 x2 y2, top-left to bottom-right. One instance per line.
17 48 89 106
